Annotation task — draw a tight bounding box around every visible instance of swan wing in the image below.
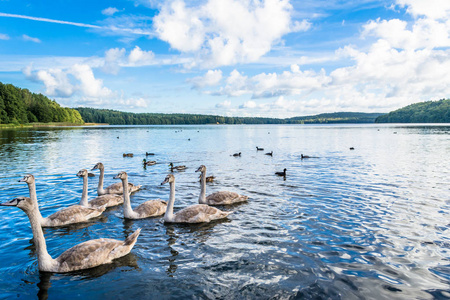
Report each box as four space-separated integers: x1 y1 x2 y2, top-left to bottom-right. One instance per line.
206 191 248 205
174 204 231 223
105 182 141 194
89 194 123 208
134 200 167 218
55 228 141 272
44 205 104 227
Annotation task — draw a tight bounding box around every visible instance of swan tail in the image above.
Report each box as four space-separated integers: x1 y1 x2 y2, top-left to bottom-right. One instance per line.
124 228 141 246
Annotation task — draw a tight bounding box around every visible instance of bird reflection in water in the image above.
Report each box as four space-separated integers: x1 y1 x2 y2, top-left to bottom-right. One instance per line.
35 253 139 300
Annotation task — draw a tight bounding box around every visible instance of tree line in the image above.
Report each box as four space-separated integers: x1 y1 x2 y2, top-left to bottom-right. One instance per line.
0 82 84 125
375 99 450 123
75 107 383 125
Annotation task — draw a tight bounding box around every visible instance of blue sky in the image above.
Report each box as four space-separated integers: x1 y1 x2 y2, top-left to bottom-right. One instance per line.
0 0 449 117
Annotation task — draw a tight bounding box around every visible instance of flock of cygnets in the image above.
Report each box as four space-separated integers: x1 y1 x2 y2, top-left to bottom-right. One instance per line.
0 162 248 273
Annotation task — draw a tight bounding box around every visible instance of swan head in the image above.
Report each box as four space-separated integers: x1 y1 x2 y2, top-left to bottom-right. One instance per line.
195 165 206 173
18 174 35 184
161 174 174 185
91 162 104 171
0 197 34 211
76 169 88 178
113 171 128 180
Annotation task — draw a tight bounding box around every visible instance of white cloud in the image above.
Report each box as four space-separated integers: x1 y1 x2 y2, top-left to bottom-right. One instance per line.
24 64 112 98
22 34 41 43
197 0 450 115
102 48 126 75
128 46 155 65
153 0 309 68
102 7 120 16
189 69 223 89
215 100 231 108
396 0 450 20
210 66 331 98
0 33 9 40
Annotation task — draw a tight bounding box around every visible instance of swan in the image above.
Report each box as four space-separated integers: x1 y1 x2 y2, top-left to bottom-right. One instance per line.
143 159 156 166
275 168 287 176
196 165 248 205
169 162 186 171
114 171 167 219
19 174 106 227
161 174 231 223
77 169 123 208
91 162 141 196
0 197 140 273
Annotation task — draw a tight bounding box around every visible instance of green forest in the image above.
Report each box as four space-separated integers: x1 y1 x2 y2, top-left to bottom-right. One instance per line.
375 99 450 123
75 107 383 125
2 81 448 125
0 82 84 125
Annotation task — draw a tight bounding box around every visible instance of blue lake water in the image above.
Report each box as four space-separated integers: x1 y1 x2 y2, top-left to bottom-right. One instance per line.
0 124 449 299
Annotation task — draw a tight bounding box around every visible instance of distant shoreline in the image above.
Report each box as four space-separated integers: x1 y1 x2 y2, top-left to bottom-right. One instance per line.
0 122 108 129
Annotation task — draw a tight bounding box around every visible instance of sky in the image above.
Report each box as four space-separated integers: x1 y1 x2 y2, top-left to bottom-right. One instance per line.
0 0 449 118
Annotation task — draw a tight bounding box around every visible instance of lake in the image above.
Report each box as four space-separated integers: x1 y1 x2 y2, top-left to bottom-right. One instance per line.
0 124 449 299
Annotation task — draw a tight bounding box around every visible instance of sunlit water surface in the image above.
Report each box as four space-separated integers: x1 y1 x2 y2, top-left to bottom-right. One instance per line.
0 124 449 299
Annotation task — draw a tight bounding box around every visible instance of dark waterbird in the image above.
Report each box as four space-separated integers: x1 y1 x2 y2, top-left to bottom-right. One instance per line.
232 152 241 157
146 152 155 156
265 151 273 156
275 168 287 176
256 146 264 151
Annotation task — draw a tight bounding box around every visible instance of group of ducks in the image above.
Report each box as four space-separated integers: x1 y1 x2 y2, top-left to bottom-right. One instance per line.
1 163 248 273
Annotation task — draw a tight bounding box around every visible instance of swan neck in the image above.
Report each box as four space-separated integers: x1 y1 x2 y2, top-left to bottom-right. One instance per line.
121 177 135 218
199 170 207 204
164 181 175 222
97 168 105 195
24 205 55 271
27 181 44 224
79 175 88 206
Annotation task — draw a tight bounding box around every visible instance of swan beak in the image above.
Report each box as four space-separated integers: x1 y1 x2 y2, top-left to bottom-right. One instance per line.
195 167 201 172
161 178 169 185
113 175 119 179
0 198 20 206
18 178 26 182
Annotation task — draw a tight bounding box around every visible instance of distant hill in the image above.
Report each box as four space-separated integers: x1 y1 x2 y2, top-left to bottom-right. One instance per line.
287 112 383 124
375 99 450 123
75 107 383 125
0 82 84 125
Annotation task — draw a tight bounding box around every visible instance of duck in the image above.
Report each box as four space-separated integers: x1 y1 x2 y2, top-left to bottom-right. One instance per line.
143 159 156 166
265 151 273 156
275 168 287 177
256 146 264 151
91 162 141 196
0 196 140 273
199 174 215 183
19 174 105 227
196 165 248 205
232 152 241 157
161 174 231 223
77 169 123 209
114 171 167 219
169 162 187 172
123 153 134 157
